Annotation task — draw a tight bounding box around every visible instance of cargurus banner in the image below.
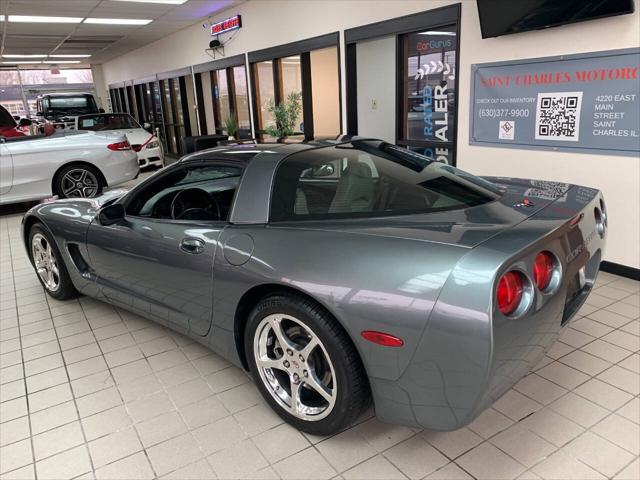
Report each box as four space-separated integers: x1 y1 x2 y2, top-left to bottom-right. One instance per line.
469 48 640 156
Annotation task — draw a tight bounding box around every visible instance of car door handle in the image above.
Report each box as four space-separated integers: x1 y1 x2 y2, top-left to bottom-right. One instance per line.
180 237 205 254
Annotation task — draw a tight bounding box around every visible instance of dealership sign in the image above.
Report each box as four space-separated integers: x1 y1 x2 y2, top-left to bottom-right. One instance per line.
470 48 639 156
211 15 241 35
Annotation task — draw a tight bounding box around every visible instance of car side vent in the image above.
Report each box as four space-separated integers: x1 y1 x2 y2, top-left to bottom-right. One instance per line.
67 243 91 277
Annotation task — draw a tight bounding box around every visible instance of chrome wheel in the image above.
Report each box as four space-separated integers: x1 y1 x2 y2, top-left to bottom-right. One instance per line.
253 314 337 421
60 168 99 198
31 233 60 292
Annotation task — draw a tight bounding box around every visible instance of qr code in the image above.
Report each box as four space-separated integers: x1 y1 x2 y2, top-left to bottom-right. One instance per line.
535 92 583 142
525 180 569 202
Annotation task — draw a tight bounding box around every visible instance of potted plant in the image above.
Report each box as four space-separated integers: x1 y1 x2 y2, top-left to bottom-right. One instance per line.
224 115 238 140
265 91 302 141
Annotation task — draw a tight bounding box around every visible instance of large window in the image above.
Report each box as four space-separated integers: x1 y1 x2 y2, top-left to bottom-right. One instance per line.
194 58 252 138
400 27 457 164
1 68 95 117
233 65 251 131
281 56 303 132
310 47 341 138
253 61 276 136
215 69 231 126
249 35 341 142
270 140 500 222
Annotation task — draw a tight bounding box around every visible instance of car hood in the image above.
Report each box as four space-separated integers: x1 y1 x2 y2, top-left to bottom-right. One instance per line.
279 177 574 249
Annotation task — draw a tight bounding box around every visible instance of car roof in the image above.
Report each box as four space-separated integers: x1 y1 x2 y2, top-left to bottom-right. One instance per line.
180 137 366 166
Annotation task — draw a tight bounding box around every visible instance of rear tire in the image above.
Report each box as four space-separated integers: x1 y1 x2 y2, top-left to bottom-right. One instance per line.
54 164 103 199
245 293 369 436
29 224 77 300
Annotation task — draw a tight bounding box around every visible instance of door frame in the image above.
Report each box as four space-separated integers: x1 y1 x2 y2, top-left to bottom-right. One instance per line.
344 3 461 165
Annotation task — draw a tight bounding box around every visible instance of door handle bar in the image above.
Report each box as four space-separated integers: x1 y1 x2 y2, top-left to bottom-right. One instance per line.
180 237 205 254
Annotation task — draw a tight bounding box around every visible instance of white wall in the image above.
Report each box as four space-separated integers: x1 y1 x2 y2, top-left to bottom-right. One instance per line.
100 0 640 269
356 36 396 143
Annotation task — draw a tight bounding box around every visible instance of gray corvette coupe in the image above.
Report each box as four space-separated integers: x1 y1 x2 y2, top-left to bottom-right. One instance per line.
22 138 606 435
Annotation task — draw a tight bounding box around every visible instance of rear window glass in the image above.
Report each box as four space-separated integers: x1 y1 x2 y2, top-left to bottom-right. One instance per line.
270 140 501 222
49 97 89 108
78 114 139 131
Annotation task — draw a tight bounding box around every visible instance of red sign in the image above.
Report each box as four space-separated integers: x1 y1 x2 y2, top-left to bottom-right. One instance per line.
211 15 241 35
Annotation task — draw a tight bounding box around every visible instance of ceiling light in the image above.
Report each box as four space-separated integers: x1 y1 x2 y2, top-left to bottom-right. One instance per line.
84 18 152 25
110 0 187 4
49 54 92 58
2 61 43 64
0 15 5 21
2 54 48 58
44 60 82 64
8 15 83 23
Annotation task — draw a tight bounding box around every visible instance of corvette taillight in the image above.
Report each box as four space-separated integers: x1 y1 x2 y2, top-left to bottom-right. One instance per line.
497 271 524 316
107 140 132 151
533 251 555 291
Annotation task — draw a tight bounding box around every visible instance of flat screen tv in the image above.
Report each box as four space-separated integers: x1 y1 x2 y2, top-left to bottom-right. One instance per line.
477 0 635 38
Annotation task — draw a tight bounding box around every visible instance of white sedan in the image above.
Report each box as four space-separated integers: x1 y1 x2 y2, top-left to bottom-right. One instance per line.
75 113 164 169
0 123 139 205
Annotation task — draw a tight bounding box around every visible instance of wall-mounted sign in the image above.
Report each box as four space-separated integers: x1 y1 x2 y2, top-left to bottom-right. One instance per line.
469 48 640 156
211 15 241 36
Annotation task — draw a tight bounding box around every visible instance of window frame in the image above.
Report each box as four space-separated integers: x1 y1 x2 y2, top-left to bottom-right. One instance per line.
119 158 245 225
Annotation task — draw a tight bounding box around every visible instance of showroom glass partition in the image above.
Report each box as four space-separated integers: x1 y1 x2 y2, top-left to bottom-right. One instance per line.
193 54 252 138
345 3 461 165
249 33 341 142
126 85 137 119
155 70 193 156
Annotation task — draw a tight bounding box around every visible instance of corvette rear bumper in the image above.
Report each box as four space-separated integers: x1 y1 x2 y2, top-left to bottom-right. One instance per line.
369 186 607 431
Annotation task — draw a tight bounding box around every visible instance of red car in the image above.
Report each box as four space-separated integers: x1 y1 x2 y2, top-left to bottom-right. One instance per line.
0 105 31 137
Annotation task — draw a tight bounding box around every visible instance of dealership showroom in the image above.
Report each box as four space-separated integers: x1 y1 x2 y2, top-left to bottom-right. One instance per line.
1 0 639 479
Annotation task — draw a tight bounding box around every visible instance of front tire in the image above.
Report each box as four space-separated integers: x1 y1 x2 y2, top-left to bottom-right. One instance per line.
55 164 103 199
29 224 77 300
245 293 369 435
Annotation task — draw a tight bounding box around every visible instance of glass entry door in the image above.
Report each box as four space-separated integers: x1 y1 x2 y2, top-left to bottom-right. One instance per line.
399 27 458 164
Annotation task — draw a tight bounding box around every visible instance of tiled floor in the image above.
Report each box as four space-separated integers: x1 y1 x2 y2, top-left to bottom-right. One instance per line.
0 211 638 480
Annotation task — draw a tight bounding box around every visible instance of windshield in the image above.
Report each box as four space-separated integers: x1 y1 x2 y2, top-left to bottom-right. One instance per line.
77 114 140 131
270 140 502 222
43 96 97 116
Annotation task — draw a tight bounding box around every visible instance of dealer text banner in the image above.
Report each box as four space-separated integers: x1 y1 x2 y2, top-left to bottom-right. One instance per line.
470 48 639 156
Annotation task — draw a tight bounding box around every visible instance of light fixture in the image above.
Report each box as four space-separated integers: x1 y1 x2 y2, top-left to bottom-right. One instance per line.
44 60 82 64
8 15 83 23
110 0 187 3
0 15 5 21
2 54 48 58
49 54 92 58
84 18 152 25
2 61 43 64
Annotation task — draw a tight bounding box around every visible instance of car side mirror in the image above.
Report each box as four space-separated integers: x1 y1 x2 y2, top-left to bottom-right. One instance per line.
98 203 125 226
18 118 32 127
143 122 151 132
